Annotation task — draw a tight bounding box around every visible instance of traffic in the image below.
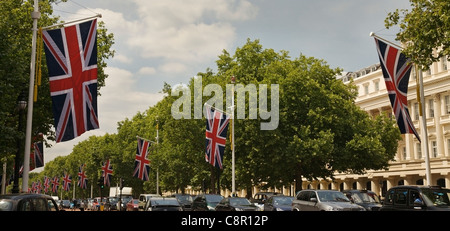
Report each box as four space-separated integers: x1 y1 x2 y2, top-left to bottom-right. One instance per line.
1 185 449 211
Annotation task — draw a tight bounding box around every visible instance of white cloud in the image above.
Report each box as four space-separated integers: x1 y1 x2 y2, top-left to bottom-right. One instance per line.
99 67 164 134
138 66 157 75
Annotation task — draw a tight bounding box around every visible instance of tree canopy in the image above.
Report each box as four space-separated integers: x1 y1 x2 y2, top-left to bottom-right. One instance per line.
0 0 114 192
385 0 450 70
22 39 401 198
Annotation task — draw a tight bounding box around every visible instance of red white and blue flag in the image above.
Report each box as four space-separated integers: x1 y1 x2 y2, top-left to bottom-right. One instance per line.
78 164 88 189
102 159 113 186
42 19 99 143
134 138 151 181
43 176 51 193
32 141 44 168
205 104 230 169
374 37 421 142
52 176 59 193
62 172 72 191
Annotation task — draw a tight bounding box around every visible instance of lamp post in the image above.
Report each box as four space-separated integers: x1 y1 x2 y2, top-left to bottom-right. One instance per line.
12 91 27 194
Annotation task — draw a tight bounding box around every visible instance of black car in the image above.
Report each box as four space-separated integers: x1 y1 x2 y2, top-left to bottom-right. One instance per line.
0 193 60 211
191 194 224 211
380 185 450 211
171 194 193 211
250 192 281 209
263 195 294 211
343 190 382 211
216 197 260 211
145 197 183 211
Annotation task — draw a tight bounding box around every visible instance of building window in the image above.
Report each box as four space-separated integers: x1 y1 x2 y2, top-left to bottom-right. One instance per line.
432 141 437 158
364 85 369 95
374 81 379 92
417 143 422 159
414 103 420 120
445 96 450 114
429 99 434 118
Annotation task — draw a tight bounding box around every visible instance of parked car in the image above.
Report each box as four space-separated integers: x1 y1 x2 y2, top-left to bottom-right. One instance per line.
120 195 133 211
191 194 224 211
59 199 71 209
250 192 281 210
343 190 382 211
0 193 60 211
138 194 161 211
215 197 260 211
292 190 366 211
126 199 140 211
263 195 294 211
145 197 183 211
171 194 194 211
380 185 450 211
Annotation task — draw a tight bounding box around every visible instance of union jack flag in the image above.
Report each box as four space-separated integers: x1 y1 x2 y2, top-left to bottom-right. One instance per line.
52 176 59 193
32 141 44 168
102 159 113 186
374 37 421 142
78 164 88 189
42 19 99 143
43 176 51 193
205 104 230 169
134 138 151 181
62 172 72 191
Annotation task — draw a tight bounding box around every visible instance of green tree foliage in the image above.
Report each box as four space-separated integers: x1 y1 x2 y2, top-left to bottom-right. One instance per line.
32 39 400 197
385 0 450 70
0 0 114 187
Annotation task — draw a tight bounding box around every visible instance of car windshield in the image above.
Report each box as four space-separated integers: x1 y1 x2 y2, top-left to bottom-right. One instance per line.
421 188 450 206
350 192 376 203
317 191 350 202
176 195 193 203
152 199 179 206
230 198 252 206
0 200 13 211
273 196 294 205
205 195 223 202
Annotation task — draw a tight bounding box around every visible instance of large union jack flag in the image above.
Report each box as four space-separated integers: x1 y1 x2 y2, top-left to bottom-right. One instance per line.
205 104 230 169
374 37 421 142
102 159 113 186
42 19 99 143
134 138 151 181
78 164 88 189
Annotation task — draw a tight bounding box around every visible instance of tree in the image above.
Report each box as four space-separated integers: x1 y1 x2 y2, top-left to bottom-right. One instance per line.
211 39 401 191
385 0 450 69
0 0 114 184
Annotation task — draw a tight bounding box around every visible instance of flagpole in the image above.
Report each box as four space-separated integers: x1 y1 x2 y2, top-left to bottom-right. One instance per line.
231 76 236 196
22 0 40 193
370 32 432 185
418 69 432 185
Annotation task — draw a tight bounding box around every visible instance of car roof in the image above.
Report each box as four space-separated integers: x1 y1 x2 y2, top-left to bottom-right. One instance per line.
0 193 54 200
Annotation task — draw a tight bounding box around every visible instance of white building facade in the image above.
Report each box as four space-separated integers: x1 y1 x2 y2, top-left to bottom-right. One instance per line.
325 56 450 197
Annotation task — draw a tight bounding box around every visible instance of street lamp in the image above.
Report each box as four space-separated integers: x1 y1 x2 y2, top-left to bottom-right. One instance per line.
12 91 27 194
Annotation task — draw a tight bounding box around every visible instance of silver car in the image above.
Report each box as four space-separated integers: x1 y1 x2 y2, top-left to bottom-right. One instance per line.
292 190 365 211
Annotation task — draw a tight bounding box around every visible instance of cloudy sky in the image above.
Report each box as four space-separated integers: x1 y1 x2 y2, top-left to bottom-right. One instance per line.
40 0 411 169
